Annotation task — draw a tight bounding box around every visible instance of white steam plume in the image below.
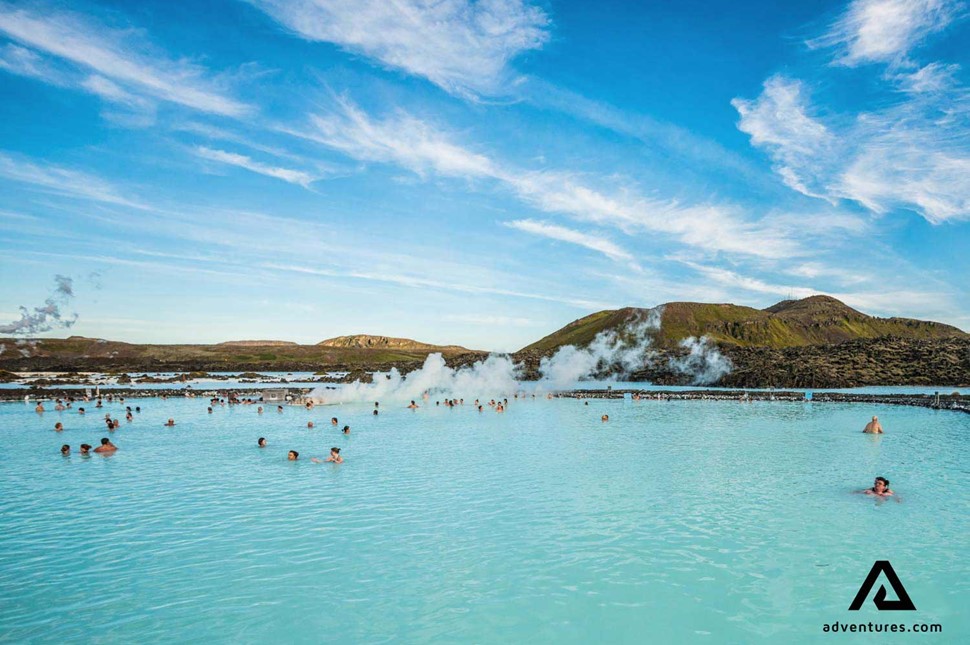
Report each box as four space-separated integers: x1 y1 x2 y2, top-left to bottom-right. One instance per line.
310 306 734 403
0 275 78 335
668 336 733 385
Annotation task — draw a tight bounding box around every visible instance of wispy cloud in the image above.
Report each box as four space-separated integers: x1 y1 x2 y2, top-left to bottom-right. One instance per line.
812 0 962 66
734 74 970 222
247 0 549 97
288 97 809 258
0 3 250 116
194 146 317 187
504 219 638 267
0 151 149 209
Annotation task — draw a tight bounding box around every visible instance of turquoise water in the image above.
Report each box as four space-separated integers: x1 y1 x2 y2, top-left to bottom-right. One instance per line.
0 397 966 643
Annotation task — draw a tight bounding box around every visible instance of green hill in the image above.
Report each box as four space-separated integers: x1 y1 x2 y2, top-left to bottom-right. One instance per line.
520 296 967 353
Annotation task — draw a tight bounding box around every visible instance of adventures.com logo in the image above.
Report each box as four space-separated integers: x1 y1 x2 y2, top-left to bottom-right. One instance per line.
822 561 942 635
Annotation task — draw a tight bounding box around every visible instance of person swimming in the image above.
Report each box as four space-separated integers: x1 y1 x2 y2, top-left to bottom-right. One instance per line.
863 416 884 434
61 444 70 456
307 422 315 428
93 437 117 453
288 450 299 461
277 405 284 413
373 409 379 416
313 447 343 464
79 443 91 456
862 477 894 496
601 414 609 422
78 407 85 415
257 406 263 414
331 417 338 426
258 437 267 448
408 401 419 409
54 422 63 432
164 418 175 427
35 402 45 413
342 425 350 434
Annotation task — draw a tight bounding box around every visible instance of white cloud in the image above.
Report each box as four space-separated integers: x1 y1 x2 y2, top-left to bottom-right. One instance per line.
0 151 148 209
0 4 250 116
504 219 637 266
194 146 316 187
734 75 970 222
287 98 807 258
813 0 961 66
247 0 549 97
732 76 836 200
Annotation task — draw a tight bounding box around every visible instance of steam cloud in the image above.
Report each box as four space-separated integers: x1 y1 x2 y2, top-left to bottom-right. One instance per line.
311 306 733 403
0 275 79 335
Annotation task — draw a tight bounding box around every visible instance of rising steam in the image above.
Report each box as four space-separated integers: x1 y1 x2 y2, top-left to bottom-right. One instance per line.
0 275 79 335
311 305 733 403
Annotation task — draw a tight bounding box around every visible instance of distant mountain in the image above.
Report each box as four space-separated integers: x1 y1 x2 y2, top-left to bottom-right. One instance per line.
318 334 470 352
217 340 298 347
520 296 966 353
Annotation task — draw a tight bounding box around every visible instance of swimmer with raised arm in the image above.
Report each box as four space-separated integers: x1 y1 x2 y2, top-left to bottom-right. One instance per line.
863 416 884 434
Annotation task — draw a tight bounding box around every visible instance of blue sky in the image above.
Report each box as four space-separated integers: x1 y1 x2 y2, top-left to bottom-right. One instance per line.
0 0 967 352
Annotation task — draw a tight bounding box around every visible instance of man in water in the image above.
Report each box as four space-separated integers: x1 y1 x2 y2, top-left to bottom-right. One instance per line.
373 409 379 416
863 416 884 433
93 437 117 453
78 407 85 415
61 444 70 456
331 417 338 426
407 401 419 409
288 450 299 461
258 437 267 448
54 422 63 432
35 402 45 413
164 418 176 427
307 422 315 428
862 477 894 496
257 406 263 414
601 414 609 422
79 444 92 456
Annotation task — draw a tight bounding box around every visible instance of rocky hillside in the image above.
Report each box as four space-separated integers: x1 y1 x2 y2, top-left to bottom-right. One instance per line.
521 296 966 353
317 334 469 352
216 340 299 347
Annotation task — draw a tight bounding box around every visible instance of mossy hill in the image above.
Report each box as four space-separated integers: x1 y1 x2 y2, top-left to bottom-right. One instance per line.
318 335 469 352
520 296 966 354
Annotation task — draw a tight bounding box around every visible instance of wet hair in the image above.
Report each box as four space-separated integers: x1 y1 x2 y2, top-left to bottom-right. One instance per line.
289 450 299 459
80 443 92 451
258 437 266 446
331 447 340 454
342 425 350 433
874 477 890 489
373 409 378 415
61 444 70 453
100 438 110 445
331 417 338 423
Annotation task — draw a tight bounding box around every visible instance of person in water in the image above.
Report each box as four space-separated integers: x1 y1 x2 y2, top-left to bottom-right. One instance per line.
79 443 92 456
93 437 117 453
78 407 85 415
862 477 894 496
288 450 299 461
331 417 338 426
54 422 63 432
258 437 267 448
61 444 70 456
307 422 315 429
373 409 379 416
313 447 343 464
407 401 419 409
342 425 350 434
35 402 45 413
164 418 176 427
601 414 609 422
863 416 884 434
257 406 263 414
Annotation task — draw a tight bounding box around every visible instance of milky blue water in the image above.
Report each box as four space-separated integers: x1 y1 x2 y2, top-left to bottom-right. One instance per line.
1 396 966 643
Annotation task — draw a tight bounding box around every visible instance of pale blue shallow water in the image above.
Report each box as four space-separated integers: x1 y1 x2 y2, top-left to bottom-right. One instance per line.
0 396 967 643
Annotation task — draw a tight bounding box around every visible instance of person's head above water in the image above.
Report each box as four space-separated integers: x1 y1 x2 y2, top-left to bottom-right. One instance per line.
873 476 890 491
342 425 350 433
101 438 111 445
288 450 299 461
61 444 70 455
331 417 338 425
258 437 266 447
80 443 91 455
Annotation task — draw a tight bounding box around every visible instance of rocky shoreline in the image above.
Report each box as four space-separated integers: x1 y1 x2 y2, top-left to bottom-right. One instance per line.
2 386 966 414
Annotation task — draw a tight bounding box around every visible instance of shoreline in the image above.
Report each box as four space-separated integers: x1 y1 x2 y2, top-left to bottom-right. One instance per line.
2 386 967 414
